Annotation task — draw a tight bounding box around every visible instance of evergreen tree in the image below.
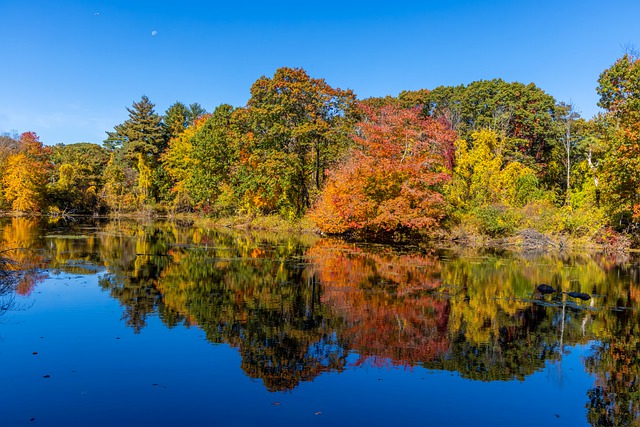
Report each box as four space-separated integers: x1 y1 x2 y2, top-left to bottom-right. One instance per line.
104 95 166 158
187 103 207 125
164 101 190 140
104 96 167 205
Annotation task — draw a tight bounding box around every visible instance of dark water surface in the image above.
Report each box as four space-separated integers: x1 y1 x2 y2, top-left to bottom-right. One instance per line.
1 218 638 426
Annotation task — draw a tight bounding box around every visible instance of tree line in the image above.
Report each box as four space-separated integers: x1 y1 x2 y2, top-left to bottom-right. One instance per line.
1 54 639 241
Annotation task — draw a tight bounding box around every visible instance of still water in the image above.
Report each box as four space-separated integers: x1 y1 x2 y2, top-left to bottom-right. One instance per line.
0 217 638 426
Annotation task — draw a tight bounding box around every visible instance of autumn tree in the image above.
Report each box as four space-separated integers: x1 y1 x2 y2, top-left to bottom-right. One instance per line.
446 129 543 236
237 67 356 217
596 53 640 229
310 104 456 234
1 132 52 213
400 79 564 188
0 132 20 208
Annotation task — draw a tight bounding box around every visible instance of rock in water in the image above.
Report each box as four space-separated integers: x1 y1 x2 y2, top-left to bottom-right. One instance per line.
565 291 591 300
537 284 555 294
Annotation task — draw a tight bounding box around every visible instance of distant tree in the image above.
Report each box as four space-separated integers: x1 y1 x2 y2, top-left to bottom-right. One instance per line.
162 115 207 211
555 102 582 205
448 129 541 213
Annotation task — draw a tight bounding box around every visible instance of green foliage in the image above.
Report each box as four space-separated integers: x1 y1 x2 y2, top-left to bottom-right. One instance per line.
163 101 190 140
238 67 357 217
101 152 138 213
162 104 238 213
49 142 110 213
401 79 562 169
473 204 518 237
188 104 237 211
164 101 208 141
105 96 166 156
104 96 168 206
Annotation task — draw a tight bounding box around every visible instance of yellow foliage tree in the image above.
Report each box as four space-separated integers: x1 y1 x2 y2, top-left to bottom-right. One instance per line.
448 129 539 212
1 132 51 213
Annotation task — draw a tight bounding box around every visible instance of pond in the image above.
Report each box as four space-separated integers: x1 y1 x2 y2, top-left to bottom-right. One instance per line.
0 217 638 426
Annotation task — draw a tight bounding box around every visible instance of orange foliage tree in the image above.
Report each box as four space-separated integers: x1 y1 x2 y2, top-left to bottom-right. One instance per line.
310 104 456 234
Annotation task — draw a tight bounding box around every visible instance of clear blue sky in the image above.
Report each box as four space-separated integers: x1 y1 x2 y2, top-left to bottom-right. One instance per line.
1 0 638 145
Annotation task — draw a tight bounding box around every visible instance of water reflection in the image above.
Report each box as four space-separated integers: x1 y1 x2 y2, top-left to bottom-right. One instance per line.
1 218 640 425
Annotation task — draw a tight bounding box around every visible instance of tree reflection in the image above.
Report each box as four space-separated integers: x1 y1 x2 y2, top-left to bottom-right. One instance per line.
154 229 342 391
97 221 184 332
584 262 640 427
0 218 49 299
307 240 450 367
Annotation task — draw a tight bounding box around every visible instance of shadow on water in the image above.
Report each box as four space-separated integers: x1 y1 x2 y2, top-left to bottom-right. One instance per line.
2 217 640 425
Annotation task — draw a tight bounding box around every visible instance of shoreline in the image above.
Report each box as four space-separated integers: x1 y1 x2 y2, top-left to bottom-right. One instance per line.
0 211 628 253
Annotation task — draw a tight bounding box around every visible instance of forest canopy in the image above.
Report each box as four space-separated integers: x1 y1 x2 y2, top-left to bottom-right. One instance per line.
1 56 639 244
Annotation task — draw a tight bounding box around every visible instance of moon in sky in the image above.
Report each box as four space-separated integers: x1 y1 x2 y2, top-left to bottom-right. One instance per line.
151 30 158 36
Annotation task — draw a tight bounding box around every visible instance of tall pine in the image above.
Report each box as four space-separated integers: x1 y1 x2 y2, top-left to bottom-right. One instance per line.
104 96 167 206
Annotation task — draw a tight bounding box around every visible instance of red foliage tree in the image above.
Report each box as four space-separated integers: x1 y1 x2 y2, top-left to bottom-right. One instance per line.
310 104 456 234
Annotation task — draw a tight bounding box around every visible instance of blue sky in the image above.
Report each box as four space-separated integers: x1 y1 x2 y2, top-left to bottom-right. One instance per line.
0 0 638 145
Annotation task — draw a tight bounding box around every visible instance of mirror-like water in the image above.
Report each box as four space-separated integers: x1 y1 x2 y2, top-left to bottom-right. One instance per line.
0 218 638 426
